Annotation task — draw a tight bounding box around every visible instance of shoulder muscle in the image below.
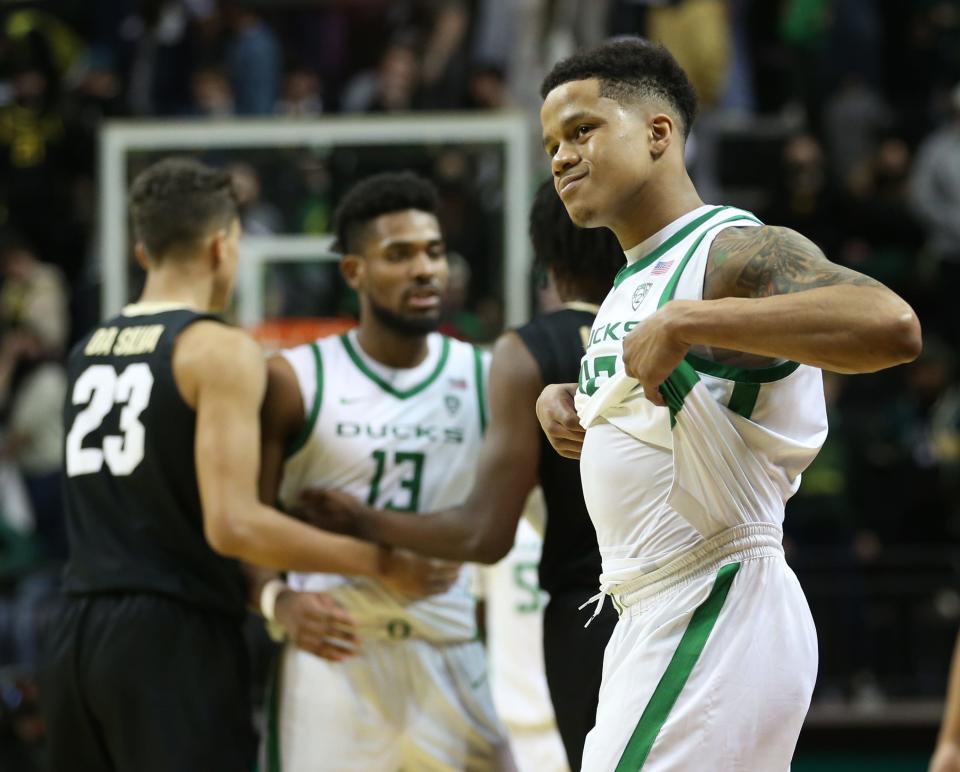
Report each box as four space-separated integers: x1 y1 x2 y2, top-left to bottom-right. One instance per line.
174 322 266 410
704 225 880 300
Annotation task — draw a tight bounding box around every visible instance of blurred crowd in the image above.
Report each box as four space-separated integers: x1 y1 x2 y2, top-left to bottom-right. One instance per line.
1 0 960 764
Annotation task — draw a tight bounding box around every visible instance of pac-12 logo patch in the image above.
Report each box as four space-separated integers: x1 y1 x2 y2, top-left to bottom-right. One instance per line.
445 395 461 415
632 282 653 311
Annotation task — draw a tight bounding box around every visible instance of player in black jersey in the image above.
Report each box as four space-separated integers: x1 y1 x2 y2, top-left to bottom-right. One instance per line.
301 180 623 768
40 158 450 772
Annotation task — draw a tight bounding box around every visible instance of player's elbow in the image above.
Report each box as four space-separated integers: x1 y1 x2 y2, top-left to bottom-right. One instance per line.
204 510 252 559
471 530 513 565
893 309 923 364
880 305 922 367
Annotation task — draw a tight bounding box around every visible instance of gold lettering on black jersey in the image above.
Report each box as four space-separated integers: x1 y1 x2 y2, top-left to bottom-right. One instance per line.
112 325 165 356
84 327 119 356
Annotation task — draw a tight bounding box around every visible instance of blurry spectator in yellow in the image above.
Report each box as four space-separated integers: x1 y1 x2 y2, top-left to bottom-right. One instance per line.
645 0 731 109
0 234 67 365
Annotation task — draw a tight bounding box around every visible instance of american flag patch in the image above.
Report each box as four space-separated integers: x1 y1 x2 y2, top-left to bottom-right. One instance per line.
650 260 674 276
449 377 468 390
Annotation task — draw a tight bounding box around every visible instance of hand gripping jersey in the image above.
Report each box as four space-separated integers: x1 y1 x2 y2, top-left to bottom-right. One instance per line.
278 330 490 643
574 205 829 598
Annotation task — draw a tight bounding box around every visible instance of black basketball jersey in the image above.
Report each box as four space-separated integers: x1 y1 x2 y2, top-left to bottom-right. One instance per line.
62 308 247 618
515 305 603 596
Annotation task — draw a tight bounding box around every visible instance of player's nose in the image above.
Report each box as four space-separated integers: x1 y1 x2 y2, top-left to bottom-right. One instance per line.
551 140 580 177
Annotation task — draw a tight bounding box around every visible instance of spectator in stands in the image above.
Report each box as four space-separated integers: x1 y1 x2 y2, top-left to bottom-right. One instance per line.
0 234 69 560
767 133 842 257
466 63 507 110
224 2 281 115
190 66 234 117
910 82 960 344
341 34 421 113
1 333 67 561
0 234 68 363
276 63 324 117
229 162 283 236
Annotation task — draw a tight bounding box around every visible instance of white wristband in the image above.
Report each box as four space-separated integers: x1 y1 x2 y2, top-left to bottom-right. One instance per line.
259 578 288 623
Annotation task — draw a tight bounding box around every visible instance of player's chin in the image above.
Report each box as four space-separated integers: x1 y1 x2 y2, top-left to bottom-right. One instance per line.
563 198 599 229
400 310 442 333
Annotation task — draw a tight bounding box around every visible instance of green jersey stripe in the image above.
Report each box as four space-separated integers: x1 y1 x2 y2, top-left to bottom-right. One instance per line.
727 381 761 419
473 345 487 434
656 214 763 309
614 562 741 771
285 342 323 457
340 334 451 399
265 650 284 772
661 359 700 426
686 352 800 384
613 206 729 289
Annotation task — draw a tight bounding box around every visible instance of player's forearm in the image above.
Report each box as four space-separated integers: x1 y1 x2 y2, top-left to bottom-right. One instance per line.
670 286 921 374
364 505 511 564
209 503 385 576
939 636 960 746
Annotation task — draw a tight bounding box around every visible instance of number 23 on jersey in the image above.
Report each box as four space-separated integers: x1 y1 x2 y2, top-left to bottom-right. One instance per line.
65 363 154 478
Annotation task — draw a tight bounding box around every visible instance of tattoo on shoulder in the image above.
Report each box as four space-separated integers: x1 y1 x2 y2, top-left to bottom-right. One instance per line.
704 225 880 300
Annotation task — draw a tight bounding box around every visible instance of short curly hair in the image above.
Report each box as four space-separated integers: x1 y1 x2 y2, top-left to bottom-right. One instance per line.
529 180 623 304
334 171 440 254
540 39 698 138
129 157 238 259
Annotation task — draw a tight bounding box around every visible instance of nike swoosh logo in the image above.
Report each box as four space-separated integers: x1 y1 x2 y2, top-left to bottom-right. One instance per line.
339 397 364 404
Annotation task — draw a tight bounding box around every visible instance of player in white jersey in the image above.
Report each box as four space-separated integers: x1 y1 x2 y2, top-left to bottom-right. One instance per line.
473 489 568 772
255 172 512 772
536 40 922 770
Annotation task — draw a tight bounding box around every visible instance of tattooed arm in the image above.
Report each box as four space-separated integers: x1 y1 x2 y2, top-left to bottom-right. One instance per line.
621 225 921 404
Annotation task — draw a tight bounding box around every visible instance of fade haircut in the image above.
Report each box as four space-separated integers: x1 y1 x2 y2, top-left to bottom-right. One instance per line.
333 171 440 254
540 39 698 138
129 157 238 260
529 179 623 304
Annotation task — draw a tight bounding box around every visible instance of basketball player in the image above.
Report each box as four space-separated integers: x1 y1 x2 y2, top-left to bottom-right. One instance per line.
257 171 513 771
534 40 922 770
40 158 451 772
299 180 624 768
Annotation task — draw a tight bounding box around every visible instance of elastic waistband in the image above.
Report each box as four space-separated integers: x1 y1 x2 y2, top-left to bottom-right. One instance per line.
609 523 783 612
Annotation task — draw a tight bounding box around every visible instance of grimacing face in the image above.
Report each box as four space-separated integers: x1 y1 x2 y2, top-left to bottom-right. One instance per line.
349 208 449 329
540 78 659 229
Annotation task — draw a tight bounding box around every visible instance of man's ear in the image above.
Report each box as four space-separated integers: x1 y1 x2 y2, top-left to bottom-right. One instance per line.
134 242 151 271
340 253 365 292
649 113 674 159
208 228 228 271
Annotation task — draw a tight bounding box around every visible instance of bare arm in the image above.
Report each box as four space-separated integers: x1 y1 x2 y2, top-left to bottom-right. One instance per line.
176 323 386 575
623 225 922 402
932 634 960 772
303 333 542 564
255 352 457 596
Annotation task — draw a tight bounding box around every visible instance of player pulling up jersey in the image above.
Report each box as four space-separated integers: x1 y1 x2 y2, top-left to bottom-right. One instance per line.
536 41 921 771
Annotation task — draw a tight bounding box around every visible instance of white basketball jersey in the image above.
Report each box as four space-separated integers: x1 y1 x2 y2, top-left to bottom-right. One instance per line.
575 205 828 591
279 329 490 642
